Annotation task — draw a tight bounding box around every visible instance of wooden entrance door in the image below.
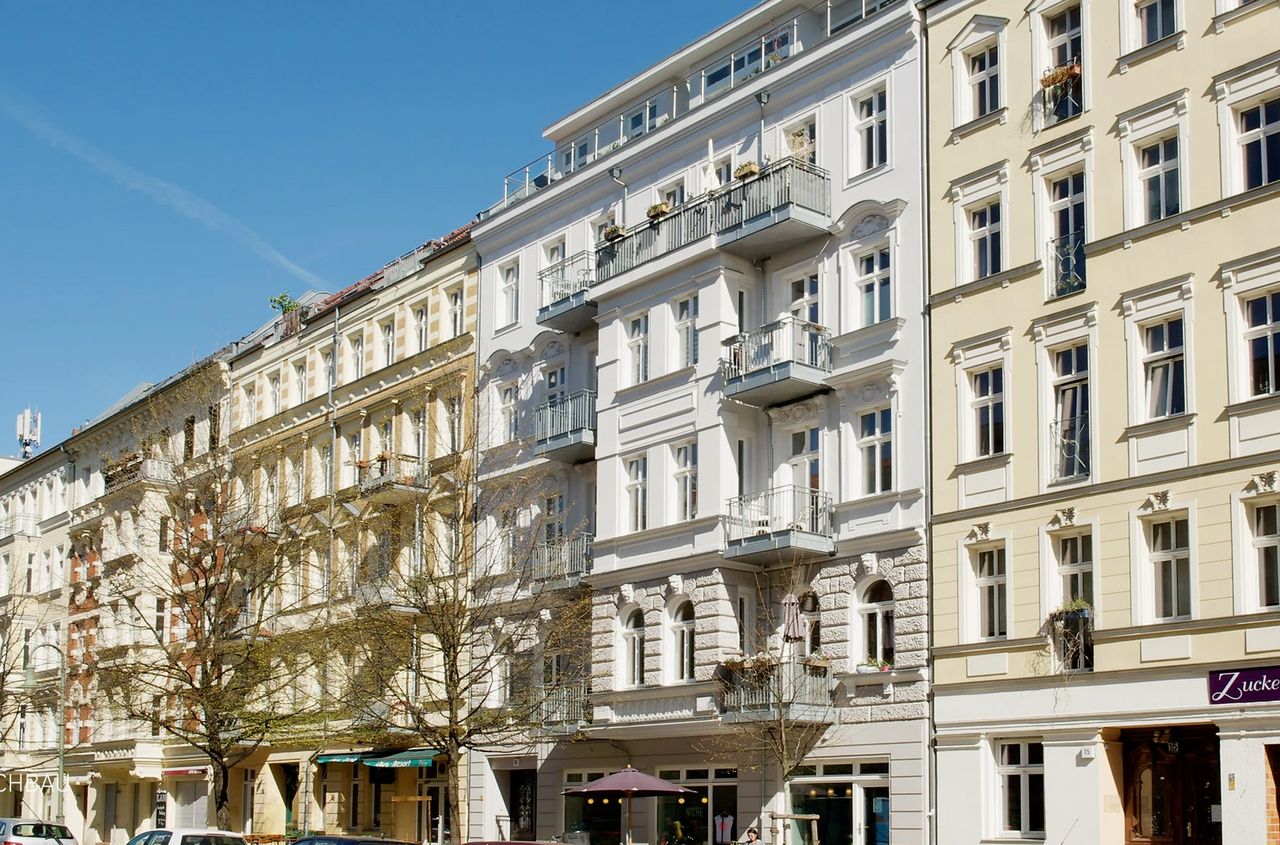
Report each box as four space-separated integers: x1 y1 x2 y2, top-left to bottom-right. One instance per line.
1123 727 1221 845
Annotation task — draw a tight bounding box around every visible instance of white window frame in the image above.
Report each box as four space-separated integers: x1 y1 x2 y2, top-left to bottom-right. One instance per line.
414 305 429 352
996 740 1046 838
1214 55 1280 197
242 386 257 428
1030 0 1088 131
1130 500 1197 624
1038 513 1103 624
674 441 698 522
856 244 893 328
974 545 1009 640
625 454 648 532
855 579 896 666
268 375 281 417
946 16 1008 129
1030 132 1093 294
1150 514 1192 621
1032 305 1098 491
499 261 520 328
1231 487 1280 615
620 607 646 688
950 330 1014 470
780 114 817 166
293 360 307 405
968 44 1001 121
968 199 1003 281
1117 92 1190 230
858 406 893 496
1135 0 1178 48
1121 275 1197 432
322 348 336 392
380 320 395 368
971 365 1006 459
446 288 464 340
626 312 650 386
657 176 687 209
950 165 1010 286
1223 251 1280 431
670 600 696 683
348 332 365 382
498 383 518 445
849 81 889 176
675 294 699 370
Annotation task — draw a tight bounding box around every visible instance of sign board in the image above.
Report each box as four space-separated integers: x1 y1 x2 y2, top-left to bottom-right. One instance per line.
1208 666 1280 704
155 790 168 828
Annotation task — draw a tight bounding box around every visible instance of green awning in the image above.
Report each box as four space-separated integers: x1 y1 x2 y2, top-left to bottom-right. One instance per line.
316 752 365 764
363 748 439 768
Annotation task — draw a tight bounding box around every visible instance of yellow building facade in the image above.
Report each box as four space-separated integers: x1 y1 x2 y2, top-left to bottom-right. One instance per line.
920 0 1280 842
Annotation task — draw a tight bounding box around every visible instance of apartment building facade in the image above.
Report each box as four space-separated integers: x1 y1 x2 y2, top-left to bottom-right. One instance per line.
921 0 1280 842
471 1 930 842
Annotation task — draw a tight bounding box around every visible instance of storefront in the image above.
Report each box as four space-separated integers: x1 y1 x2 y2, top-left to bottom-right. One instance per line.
787 761 890 845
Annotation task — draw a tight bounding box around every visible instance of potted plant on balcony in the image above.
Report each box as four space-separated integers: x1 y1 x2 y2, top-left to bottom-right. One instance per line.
1040 61 1082 89
734 161 760 180
646 201 672 221
799 650 832 669
602 224 626 243
1046 597 1093 626
856 657 893 673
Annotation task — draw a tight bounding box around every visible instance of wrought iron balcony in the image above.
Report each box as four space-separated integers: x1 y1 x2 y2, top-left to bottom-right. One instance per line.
103 457 174 494
359 453 431 504
719 657 834 724
534 391 597 463
537 680 592 734
1049 230 1086 298
595 158 832 282
724 485 835 563
1040 60 1083 127
537 251 598 332
532 534 593 588
722 316 832 406
1051 413 1090 482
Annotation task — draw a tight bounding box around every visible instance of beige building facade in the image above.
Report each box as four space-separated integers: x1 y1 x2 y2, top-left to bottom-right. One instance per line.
921 0 1280 843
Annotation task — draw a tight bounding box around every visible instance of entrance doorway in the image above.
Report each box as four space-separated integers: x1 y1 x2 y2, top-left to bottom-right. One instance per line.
506 770 536 841
1122 726 1221 845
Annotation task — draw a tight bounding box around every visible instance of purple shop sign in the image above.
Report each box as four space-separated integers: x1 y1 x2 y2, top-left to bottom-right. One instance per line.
1208 666 1280 705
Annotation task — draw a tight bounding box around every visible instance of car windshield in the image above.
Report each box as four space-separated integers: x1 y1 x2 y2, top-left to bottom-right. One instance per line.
13 825 74 840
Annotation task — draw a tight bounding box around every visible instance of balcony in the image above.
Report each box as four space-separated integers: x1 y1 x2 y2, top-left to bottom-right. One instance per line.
534 391 597 463
1051 413 1090 482
537 251 598 332
537 680 592 735
595 158 832 283
532 534 593 589
1049 230 1086 298
359 453 431 505
719 657 834 725
723 485 835 564
0 513 39 542
1041 60 1082 127
722 316 832 407
102 456 174 495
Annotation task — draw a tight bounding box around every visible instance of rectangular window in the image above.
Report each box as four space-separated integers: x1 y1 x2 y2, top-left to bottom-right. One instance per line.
320 444 333 495
858 247 892 326
448 290 464 339
209 403 221 450
859 408 893 495
1139 136 1180 223
676 295 699 368
856 87 888 171
501 263 520 326
415 306 429 352
413 410 427 459
349 334 365 381
1255 503 1280 608
1048 171 1086 297
661 180 686 208
294 362 307 405
999 741 1045 837
972 367 1005 457
1240 96 1280 190
1051 343 1090 481
1246 290 1280 396
1044 5 1083 124
970 201 1002 279
269 376 281 416
1142 316 1186 418
183 416 196 461
243 387 257 427
628 314 650 385
323 351 336 391
1059 532 1094 603
159 517 170 553
1137 0 1176 45
977 547 1008 639
626 456 648 532
970 45 1000 118
381 321 395 367
446 396 462 453
785 118 817 165
675 442 698 522
1151 516 1191 620
500 386 518 443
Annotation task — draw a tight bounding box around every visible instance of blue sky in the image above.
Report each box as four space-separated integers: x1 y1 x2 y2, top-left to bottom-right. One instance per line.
0 1 748 450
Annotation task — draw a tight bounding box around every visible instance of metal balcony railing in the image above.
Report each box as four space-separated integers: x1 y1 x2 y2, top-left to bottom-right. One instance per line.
595 158 831 282
725 485 833 542
0 513 39 540
361 453 430 488
535 391 597 443
723 316 832 381
720 658 832 713
540 251 597 307
537 679 592 726
1049 230 1086 297
1051 413 1090 481
103 457 174 493
532 534 593 583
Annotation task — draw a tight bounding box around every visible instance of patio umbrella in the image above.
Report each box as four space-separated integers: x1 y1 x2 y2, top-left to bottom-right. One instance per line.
782 592 805 642
563 765 694 845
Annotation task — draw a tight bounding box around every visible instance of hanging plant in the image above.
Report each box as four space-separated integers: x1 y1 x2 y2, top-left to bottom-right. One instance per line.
1040 62 1082 89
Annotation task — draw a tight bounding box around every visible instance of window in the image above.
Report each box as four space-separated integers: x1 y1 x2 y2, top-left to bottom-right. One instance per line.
159 517 171 553
857 247 891 326
413 410 427 459
1142 316 1186 418
712 156 733 189
501 263 520 326
183 416 196 461
859 408 892 495
269 376 281 416
661 180 686 209
1048 171 1086 296
1255 503 1280 608
998 741 1045 837
976 547 1008 639
790 427 820 492
675 442 698 522
1137 0 1176 45
381 321 395 367
622 609 645 686
294 362 307 405
499 509 516 572
676 295 699 368
785 118 817 165
320 444 333 495
500 385 518 443
445 396 462 453
323 351 336 391
969 45 1000 118
1150 516 1191 620
1239 96 1280 190
1051 343 1090 481
415 306 428 352
447 289 464 339
1246 289 1280 396
1138 136 1180 223
1058 532 1093 604
672 602 695 682
627 314 650 385
242 387 257 427
972 367 1005 457
349 334 364 381
855 87 888 171
859 580 895 666
626 456 648 532
969 200 1002 279
1043 5 1083 125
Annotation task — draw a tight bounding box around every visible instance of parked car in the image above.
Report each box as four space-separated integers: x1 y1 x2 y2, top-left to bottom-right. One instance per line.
294 837 419 845
125 829 245 845
0 819 78 845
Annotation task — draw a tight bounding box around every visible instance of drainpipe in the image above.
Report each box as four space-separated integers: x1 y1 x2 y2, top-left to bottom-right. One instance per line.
609 167 628 228
755 91 770 163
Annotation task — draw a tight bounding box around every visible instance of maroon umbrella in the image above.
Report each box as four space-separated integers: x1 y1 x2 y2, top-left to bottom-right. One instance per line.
563 766 693 844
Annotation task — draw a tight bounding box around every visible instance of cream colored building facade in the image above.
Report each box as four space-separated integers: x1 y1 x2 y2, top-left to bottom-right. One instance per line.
921 0 1280 843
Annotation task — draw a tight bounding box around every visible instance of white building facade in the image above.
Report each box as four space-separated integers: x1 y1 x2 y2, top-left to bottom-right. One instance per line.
471 1 930 842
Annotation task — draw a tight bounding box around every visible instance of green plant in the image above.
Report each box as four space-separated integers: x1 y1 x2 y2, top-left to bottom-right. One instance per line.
647 201 672 219
602 224 626 242
734 161 760 180
1046 597 1092 625
269 293 300 314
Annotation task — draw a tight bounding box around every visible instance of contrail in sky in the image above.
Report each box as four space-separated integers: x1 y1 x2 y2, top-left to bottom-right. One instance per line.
0 87 326 289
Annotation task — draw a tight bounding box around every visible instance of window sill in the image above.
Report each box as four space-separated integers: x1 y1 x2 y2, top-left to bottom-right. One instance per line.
833 316 906 354
844 160 891 190
931 261 1042 307
842 666 926 687
955 452 1012 474
614 365 695 399
950 107 1008 141
1045 473 1093 492
1124 412 1195 439
492 321 521 338
1213 0 1276 33
1226 392 1280 416
1088 179 1280 256
1117 31 1186 74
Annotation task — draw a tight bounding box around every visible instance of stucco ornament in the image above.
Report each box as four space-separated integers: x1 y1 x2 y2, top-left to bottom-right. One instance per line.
852 213 891 238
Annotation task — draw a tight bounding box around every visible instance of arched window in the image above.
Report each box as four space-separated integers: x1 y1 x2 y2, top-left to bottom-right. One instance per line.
622 609 646 687
672 602 695 681
859 580 895 666
800 591 821 655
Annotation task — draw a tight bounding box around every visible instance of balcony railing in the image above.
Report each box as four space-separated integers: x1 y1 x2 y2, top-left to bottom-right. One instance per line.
540 251 597 307
537 679 592 728
0 513 39 540
1051 413 1090 481
1041 60 1082 127
361 453 430 489
533 534 593 583
719 658 833 721
483 0 903 217
103 457 174 494
1049 230 1086 298
535 391 597 444
595 158 831 282
723 316 832 382
725 485 833 543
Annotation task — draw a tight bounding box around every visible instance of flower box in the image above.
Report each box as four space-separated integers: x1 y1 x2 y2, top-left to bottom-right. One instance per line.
1040 62 1082 89
734 161 760 180
602 225 626 242
646 201 672 220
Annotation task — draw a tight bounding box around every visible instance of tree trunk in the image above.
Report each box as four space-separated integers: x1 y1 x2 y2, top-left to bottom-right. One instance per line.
446 748 463 845
211 757 232 830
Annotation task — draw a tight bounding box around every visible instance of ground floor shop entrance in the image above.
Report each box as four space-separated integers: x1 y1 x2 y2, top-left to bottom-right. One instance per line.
787 761 890 845
1122 725 1221 845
